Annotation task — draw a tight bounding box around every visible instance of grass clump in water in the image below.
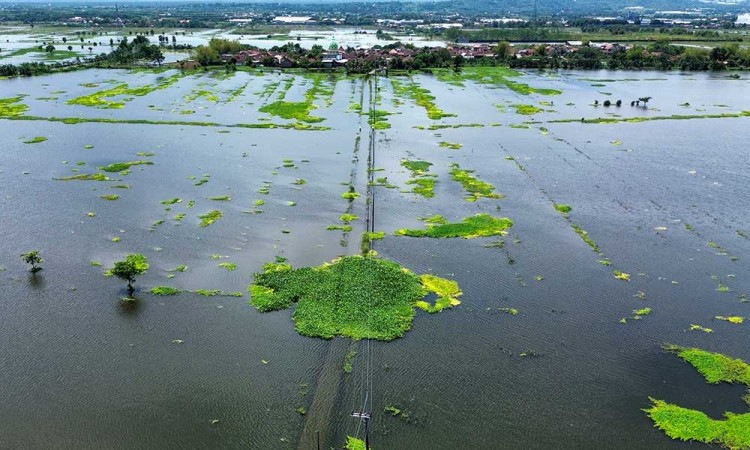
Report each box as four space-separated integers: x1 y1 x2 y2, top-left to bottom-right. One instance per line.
161 198 181 205
0 96 29 117
572 224 601 254
645 345 750 449
613 270 631 281
198 210 223 227
151 286 180 296
55 173 111 182
99 161 154 173
402 160 436 198
554 204 572 215
100 194 120 201
390 78 455 120
23 136 47 144
715 316 745 324
218 262 237 271
208 195 231 201
449 164 504 202
249 255 462 340
416 274 462 313
438 141 462 150
397 213 513 239
510 104 544 115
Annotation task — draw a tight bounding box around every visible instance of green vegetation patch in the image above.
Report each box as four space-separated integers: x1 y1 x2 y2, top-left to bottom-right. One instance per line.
449 164 504 202
249 255 462 340
99 160 154 173
100 194 120 201
460 67 562 96
390 78 455 120
572 224 601 254
346 436 366 450
198 210 223 227
0 96 29 117
401 159 436 198
397 213 513 239
401 160 432 174
259 100 324 123
67 73 183 109
208 195 232 201
151 286 180 296
645 346 750 449
55 173 111 181
416 274 462 313
161 198 181 205
438 141 463 150
554 204 572 215
510 104 544 115
23 136 47 144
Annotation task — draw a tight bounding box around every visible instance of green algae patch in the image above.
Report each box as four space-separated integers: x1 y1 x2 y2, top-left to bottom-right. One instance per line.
340 214 358 223
716 316 745 324
0 96 29 117
368 109 392 129
572 224 601 254
405 178 436 198
99 160 154 173
401 160 432 174
249 255 462 341
667 346 750 385
151 286 180 296
208 195 232 201
67 73 183 109
23 136 47 144
613 270 631 281
327 224 353 232
449 164 504 201
510 104 544 115
161 198 181 205
259 100 324 123
100 194 120 201
554 204 572 216
218 262 237 271
438 141 463 150
402 159 436 198
198 210 222 227
397 213 513 239
55 173 111 182
459 67 561 96
645 346 750 449
346 436 367 450
417 274 462 313
390 78 455 120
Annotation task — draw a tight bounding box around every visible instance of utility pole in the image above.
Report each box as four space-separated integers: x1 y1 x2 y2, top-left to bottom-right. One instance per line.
351 411 371 450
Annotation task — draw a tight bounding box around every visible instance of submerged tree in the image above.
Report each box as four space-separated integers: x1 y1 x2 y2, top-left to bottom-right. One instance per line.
638 96 652 106
110 253 149 294
20 250 43 273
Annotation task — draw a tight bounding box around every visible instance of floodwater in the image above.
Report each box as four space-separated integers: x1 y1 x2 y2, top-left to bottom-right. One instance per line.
1 67 749 449
0 26 443 65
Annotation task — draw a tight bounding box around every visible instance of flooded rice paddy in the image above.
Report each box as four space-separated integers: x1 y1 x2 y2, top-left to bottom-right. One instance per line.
1 67 749 449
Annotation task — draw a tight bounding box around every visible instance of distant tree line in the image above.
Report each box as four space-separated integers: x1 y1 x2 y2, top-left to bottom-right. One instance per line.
508 41 750 70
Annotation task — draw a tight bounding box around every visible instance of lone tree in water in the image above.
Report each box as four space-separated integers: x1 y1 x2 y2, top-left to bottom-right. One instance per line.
20 250 43 273
110 253 149 294
638 96 652 106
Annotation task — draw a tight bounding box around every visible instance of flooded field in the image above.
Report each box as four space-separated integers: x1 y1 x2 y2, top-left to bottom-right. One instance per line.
0 26 444 65
1 67 749 449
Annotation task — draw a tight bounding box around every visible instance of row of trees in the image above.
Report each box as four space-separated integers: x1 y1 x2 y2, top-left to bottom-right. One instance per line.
20 251 148 294
508 42 750 71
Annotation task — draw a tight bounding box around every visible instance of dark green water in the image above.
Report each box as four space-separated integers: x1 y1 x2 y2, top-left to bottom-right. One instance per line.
1 68 748 449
